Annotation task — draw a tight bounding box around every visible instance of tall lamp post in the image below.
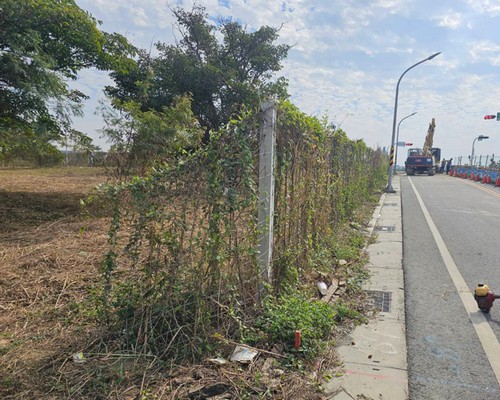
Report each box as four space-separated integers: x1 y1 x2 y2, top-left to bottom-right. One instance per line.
385 52 441 193
394 111 417 174
470 135 489 167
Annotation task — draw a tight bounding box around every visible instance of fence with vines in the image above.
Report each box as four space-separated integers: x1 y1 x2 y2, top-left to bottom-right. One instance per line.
97 100 387 362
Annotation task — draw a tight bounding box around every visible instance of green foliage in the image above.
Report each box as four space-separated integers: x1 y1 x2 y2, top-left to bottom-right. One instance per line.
106 5 290 142
273 100 386 284
332 300 363 323
99 94 201 179
0 0 136 161
0 125 64 166
96 99 386 364
256 291 335 358
97 115 260 362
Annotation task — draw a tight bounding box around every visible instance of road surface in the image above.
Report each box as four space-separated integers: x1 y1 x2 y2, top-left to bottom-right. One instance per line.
401 173 500 399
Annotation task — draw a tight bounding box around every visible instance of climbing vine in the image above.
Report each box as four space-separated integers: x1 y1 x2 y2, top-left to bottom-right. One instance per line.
96 101 386 362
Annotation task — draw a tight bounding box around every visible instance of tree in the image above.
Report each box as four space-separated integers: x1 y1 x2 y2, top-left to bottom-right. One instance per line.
0 0 136 162
106 5 290 143
99 94 200 178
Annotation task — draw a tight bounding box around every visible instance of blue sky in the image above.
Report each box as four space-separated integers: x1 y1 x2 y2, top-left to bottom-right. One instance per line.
73 0 500 165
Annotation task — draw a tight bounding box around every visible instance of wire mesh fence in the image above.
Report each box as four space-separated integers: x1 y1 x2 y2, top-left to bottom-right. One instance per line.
96 101 387 362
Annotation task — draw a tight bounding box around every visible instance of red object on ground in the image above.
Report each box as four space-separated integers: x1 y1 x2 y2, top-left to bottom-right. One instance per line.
294 330 301 350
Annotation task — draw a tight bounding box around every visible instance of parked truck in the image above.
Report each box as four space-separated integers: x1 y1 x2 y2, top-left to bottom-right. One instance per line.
405 118 441 176
405 154 436 175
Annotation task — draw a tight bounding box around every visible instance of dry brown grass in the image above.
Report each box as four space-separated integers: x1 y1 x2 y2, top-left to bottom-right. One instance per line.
0 167 112 399
0 167 360 399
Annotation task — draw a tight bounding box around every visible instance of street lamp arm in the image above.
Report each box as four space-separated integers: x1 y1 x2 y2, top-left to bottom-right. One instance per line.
397 112 418 131
392 57 438 138
385 52 441 193
427 52 442 61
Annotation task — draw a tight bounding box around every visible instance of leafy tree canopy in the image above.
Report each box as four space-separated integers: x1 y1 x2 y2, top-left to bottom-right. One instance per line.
99 94 201 178
106 6 290 143
0 0 136 162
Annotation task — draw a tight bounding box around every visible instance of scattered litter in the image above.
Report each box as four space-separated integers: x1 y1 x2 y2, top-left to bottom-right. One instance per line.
72 352 86 364
338 259 348 266
317 281 328 296
230 345 259 364
207 357 228 365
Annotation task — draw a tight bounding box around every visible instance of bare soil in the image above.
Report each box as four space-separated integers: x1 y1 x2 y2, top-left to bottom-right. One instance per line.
0 167 112 399
0 167 367 399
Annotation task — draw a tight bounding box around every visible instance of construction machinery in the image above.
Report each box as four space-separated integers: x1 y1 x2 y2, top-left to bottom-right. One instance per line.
405 118 441 175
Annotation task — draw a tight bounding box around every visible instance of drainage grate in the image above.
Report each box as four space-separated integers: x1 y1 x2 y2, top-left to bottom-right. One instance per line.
374 225 395 232
365 290 392 312
383 203 398 207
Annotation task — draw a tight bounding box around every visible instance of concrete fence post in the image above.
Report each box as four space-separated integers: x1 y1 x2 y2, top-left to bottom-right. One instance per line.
257 101 276 303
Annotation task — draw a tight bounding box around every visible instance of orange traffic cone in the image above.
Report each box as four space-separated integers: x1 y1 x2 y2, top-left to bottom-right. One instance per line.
471 172 475 180
495 176 500 187
487 175 491 184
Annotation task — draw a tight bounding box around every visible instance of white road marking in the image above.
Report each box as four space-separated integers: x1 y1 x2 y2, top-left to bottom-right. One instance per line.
408 177 500 384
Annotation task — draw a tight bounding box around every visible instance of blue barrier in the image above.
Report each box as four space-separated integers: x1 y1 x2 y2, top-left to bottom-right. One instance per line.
449 167 500 186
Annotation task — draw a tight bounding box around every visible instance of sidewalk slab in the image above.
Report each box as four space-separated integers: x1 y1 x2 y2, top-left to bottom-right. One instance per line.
323 176 408 400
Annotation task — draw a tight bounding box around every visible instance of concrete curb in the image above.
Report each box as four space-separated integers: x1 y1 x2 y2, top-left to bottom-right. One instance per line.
323 175 408 400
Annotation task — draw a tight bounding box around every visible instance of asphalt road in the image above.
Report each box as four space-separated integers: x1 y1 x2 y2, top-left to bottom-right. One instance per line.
401 173 500 399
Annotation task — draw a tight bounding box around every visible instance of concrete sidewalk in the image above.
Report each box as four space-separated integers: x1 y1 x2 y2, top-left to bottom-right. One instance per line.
324 175 408 400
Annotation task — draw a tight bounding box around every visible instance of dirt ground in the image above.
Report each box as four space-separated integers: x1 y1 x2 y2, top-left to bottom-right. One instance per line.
0 167 113 399
0 167 368 399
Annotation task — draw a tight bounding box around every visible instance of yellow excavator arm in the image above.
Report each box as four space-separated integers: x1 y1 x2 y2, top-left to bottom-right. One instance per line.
422 118 436 156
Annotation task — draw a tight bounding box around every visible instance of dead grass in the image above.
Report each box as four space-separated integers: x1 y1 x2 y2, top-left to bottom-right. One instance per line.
0 167 111 399
0 167 369 399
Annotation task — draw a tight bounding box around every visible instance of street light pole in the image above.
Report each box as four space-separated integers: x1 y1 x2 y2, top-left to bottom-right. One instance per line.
394 111 417 174
385 52 441 193
471 135 489 167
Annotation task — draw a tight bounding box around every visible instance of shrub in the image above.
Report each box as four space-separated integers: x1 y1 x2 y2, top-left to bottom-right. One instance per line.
255 291 335 358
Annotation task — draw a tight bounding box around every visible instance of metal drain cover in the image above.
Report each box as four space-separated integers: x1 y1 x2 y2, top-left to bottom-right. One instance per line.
384 203 398 207
374 225 395 232
365 290 392 312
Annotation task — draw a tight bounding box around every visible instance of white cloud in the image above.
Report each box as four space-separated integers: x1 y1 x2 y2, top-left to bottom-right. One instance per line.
469 41 500 64
434 11 464 29
131 6 149 27
71 0 500 157
466 0 500 16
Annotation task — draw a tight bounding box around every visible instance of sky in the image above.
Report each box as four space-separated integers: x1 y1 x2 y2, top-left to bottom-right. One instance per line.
73 0 500 165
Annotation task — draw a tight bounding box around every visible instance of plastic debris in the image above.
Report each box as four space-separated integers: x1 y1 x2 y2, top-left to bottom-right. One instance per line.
207 357 228 365
72 352 86 364
230 345 259 363
317 281 328 296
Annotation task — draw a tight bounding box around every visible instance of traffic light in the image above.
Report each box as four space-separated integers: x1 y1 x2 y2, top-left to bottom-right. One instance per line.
484 115 496 120
497 112 500 121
